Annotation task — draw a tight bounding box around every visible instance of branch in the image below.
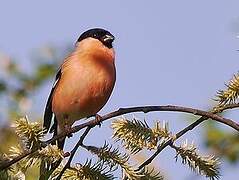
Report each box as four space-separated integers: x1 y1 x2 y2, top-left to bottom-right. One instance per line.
56 127 91 180
1 105 239 170
137 104 239 170
138 116 206 170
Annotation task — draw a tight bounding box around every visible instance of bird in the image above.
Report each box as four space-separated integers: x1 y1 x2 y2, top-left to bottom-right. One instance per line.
43 28 116 150
40 28 116 179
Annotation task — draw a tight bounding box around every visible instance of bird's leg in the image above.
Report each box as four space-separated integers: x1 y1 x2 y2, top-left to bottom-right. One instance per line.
63 114 73 138
64 124 73 138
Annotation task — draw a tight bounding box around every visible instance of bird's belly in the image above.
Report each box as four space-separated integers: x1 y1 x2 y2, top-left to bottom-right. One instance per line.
68 81 113 119
52 67 115 127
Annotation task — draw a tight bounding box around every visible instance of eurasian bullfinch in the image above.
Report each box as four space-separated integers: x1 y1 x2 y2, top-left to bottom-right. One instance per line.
43 28 116 150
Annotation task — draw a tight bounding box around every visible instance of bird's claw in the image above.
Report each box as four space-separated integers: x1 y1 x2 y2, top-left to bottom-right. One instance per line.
95 114 103 127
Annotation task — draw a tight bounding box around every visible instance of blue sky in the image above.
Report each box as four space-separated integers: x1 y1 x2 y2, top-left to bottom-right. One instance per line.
0 0 239 179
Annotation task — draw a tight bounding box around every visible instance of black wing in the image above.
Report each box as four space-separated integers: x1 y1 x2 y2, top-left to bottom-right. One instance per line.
43 68 62 133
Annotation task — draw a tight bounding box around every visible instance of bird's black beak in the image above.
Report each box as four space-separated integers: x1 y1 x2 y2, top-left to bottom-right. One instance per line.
102 34 115 44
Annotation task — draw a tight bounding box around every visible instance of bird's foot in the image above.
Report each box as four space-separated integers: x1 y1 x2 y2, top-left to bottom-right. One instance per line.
95 114 103 127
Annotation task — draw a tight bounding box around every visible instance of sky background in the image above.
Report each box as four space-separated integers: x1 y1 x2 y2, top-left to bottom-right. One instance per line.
0 0 239 179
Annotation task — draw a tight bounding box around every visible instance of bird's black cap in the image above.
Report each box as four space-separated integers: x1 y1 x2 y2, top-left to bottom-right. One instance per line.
77 28 115 48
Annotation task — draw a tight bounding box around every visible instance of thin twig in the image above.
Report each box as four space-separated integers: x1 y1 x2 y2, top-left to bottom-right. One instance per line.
56 127 92 180
137 103 238 170
138 116 206 170
1 104 239 170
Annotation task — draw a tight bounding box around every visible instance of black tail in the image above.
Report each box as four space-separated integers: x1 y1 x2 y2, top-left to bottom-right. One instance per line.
39 117 65 180
50 117 66 150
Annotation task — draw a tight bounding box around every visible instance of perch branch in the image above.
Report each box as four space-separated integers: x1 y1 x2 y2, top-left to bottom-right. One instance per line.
1 104 239 170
